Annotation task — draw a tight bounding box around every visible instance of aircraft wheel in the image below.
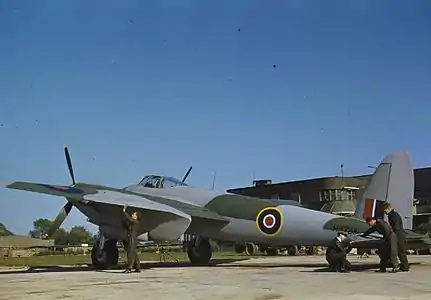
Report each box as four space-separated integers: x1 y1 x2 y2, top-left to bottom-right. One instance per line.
187 237 212 265
266 247 278 256
91 239 119 270
245 243 258 256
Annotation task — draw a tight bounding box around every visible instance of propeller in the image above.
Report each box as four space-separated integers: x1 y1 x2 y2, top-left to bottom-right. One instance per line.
46 145 76 238
64 145 76 185
47 202 73 237
181 166 192 185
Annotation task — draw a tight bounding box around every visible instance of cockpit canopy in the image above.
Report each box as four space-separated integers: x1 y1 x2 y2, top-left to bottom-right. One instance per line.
138 175 187 189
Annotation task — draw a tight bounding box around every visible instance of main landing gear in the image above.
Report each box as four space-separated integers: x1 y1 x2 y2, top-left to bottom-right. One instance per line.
91 233 119 270
187 236 213 265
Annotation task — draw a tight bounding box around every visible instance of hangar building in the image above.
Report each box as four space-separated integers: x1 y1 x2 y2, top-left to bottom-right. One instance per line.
227 167 431 228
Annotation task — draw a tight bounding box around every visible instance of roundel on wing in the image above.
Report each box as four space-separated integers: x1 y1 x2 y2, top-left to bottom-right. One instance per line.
256 207 283 236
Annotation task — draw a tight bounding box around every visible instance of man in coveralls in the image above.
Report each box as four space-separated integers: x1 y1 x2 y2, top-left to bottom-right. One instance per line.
362 217 399 273
326 231 351 272
122 205 141 273
383 202 409 271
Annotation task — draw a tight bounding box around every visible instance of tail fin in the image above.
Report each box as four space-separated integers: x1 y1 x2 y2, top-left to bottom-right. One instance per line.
354 151 414 230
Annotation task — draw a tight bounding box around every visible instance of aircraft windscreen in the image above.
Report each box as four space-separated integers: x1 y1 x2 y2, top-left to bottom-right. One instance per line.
138 175 162 188
138 175 187 188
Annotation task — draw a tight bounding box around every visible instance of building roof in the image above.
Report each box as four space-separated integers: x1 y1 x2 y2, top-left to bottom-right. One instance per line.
228 167 431 192
0 235 54 248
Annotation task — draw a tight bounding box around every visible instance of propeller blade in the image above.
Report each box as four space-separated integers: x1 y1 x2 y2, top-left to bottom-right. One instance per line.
46 202 73 238
64 145 76 185
181 166 193 185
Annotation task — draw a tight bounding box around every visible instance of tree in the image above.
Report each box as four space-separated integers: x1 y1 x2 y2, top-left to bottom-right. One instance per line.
67 226 93 245
29 218 53 239
28 218 93 245
51 228 69 246
0 222 13 236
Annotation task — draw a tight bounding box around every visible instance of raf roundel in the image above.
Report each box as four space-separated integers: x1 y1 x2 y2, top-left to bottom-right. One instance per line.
256 207 283 236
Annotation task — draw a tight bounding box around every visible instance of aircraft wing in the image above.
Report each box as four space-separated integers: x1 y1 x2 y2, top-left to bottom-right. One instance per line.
1 181 229 239
1 181 198 241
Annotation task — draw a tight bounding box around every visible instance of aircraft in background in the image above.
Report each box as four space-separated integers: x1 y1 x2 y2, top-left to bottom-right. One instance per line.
2 147 430 270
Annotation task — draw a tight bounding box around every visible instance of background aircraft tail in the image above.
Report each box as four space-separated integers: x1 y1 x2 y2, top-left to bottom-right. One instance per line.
353 151 414 230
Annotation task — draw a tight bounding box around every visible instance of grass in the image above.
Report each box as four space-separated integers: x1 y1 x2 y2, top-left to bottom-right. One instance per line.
0 250 254 268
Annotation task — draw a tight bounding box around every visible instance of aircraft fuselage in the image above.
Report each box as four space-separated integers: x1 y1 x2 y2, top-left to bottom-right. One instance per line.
116 185 369 247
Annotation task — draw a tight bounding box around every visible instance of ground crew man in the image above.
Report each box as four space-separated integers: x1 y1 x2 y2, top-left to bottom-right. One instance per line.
122 205 141 273
383 202 409 271
325 231 351 272
362 217 399 273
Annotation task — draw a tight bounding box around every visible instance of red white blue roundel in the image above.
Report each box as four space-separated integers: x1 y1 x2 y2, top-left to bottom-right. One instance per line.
38 184 83 194
256 207 283 236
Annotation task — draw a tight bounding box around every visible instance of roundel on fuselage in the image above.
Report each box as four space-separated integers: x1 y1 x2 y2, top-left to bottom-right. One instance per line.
256 207 283 236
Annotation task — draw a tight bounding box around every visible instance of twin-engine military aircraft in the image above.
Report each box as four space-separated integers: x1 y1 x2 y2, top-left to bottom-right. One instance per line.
1 147 430 269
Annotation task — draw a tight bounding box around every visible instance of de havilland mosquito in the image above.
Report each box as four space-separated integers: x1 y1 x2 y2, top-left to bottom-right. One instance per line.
1 147 430 269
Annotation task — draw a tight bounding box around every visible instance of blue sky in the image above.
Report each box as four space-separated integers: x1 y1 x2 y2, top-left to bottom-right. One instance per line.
0 0 430 235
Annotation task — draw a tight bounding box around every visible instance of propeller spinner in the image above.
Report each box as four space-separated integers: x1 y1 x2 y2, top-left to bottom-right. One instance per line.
46 145 76 237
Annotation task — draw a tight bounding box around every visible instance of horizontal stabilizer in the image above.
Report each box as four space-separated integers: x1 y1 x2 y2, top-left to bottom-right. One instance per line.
350 231 431 250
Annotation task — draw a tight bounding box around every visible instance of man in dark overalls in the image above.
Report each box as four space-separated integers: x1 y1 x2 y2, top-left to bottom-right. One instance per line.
122 205 141 273
383 202 409 272
325 231 351 272
362 217 399 273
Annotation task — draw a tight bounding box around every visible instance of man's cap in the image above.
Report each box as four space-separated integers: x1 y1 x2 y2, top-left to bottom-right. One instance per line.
337 231 348 237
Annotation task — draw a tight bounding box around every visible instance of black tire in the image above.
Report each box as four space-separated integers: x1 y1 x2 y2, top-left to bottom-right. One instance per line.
187 238 212 265
91 239 119 270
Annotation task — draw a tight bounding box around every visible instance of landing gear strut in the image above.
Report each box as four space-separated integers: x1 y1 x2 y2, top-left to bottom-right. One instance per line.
187 236 212 265
91 233 119 270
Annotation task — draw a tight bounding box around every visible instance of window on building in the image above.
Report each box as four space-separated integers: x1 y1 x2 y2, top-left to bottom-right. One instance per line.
319 190 331 202
319 188 358 202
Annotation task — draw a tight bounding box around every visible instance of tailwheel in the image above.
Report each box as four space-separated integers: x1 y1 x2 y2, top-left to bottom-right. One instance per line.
187 236 212 265
91 237 119 270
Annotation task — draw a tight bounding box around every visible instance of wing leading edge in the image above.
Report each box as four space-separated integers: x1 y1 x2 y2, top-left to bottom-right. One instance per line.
2 181 230 239
2 181 194 241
